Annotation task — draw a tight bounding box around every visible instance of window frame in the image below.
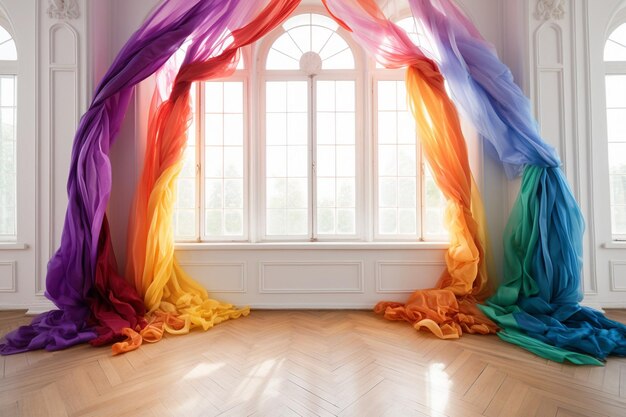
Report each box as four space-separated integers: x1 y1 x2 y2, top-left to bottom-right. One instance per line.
603 14 626 242
0 18 17 243
172 8 462 246
175 53 250 243
604 60 626 242
256 10 365 242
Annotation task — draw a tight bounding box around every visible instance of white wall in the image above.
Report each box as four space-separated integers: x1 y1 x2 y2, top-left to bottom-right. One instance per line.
1 0 621 312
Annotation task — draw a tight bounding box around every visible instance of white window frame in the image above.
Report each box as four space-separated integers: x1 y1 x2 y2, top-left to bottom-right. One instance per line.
604 60 626 242
177 53 250 243
257 11 365 242
173 8 466 247
0 18 17 243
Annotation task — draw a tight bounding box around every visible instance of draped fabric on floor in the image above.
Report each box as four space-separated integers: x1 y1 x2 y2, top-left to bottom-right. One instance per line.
323 0 497 339
0 0 264 354
408 0 626 364
1 0 624 365
116 0 301 354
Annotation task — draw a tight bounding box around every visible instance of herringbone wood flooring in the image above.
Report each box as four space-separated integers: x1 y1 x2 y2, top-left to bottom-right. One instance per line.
0 309 625 417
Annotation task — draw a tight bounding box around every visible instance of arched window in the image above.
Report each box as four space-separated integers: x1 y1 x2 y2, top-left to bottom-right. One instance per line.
373 16 447 240
172 10 451 243
262 12 360 240
604 23 626 240
0 22 17 242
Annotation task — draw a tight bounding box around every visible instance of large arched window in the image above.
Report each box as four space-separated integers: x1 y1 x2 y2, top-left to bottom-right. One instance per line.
0 22 17 242
604 23 626 240
262 12 360 240
172 10 450 243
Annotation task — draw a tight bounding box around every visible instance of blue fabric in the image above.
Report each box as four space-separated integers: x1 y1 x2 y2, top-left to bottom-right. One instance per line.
409 0 626 364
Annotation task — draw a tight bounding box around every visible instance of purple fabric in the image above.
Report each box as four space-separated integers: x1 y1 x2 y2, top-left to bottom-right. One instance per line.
409 0 560 179
0 0 246 354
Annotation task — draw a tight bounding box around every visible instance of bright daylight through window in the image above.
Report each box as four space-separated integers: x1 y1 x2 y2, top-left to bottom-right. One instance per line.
605 23 626 240
173 12 448 243
0 24 17 242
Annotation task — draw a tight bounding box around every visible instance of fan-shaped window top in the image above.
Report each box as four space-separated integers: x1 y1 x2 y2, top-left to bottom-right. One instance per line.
605 23 626 62
0 26 17 61
266 13 354 70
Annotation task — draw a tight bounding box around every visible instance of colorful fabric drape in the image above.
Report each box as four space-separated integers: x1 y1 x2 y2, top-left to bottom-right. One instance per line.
323 0 496 339
409 0 626 364
118 0 301 353
0 0 257 354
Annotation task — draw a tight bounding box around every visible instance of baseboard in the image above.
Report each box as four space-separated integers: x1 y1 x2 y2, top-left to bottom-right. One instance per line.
0 301 55 315
248 303 374 310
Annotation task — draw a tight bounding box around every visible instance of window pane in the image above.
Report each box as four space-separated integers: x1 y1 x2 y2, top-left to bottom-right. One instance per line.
605 75 626 108
317 112 335 144
267 209 287 235
271 32 303 60
378 81 397 111
287 209 308 235
398 208 417 234
315 81 357 236
266 113 287 145
605 24 626 61
611 205 626 236
609 143 626 174
336 81 355 112
287 113 308 145
335 112 355 145
611 175 626 205
266 82 287 112
205 114 223 145
322 49 355 70
379 208 398 234
0 27 17 61
337 209 355 234
0 73 17 241
205 82 223 113
376 80 421 238
423 172 448 239
607 109 626 141
176 209 196 238
266 49 299 70
266 81 309 237
267 178 287 209
224 210 243 235
224 179 243 208
289 26 312 53
288 82 308 112
317 81 335 112
200 82 245 239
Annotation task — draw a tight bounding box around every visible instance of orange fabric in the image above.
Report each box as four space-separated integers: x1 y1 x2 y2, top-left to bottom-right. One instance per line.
323 0 496 338
118 0 301 354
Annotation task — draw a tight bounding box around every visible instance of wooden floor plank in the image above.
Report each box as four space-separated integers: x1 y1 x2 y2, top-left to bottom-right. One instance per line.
0 309 624 417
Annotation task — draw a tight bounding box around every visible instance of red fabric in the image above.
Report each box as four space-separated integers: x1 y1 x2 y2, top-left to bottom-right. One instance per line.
89 217 146 346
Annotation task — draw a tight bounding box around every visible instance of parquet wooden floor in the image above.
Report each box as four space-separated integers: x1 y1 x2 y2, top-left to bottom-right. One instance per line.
0 309 625 417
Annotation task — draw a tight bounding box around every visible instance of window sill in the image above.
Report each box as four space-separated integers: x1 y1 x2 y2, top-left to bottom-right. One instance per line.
175 241 449 251
0 242 28 251
603 242 626 249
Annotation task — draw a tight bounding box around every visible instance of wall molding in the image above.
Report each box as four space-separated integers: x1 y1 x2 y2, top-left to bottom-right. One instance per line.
178 261 247 293
534 0 565 21
0 261 16 293
375 261 445 294
259 261 365 294
47 0 79 20
609 260 626 292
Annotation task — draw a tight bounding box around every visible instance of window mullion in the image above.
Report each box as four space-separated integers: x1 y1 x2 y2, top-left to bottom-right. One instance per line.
197 82 204 242
310 75 318 241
